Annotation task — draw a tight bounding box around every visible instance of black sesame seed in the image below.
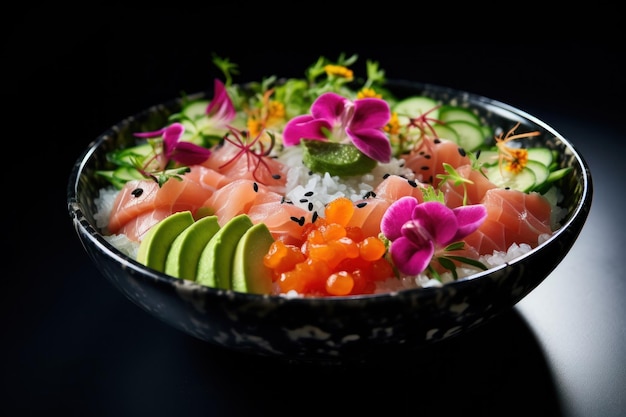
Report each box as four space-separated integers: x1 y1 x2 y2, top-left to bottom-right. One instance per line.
272 174 282 179
420 166 430 171
383 173 390 179
408 180 418 188
424 154 431 159
356 202 367 208
253 182 259 192
304 191 314 197
312 212 319 223
299 198 308 203
308 202 313 211
457 147 466 157
434 138 441 144
131 188 143 197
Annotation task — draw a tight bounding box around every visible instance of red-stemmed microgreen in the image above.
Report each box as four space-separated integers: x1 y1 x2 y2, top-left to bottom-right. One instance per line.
219 126 281 185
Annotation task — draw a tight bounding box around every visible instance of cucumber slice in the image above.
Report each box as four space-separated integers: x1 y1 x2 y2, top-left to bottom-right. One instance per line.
439 105 481 125
484 165 536 192
446 120 485 151
546 166 573 183
476 148 499 166
181 100 210 121
432 123 460 142
392 96 439 125
525 160 550 188
527 147 553 166
107 143 155 167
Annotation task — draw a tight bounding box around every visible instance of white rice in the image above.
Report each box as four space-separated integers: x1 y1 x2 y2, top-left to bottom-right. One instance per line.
277 146 415 217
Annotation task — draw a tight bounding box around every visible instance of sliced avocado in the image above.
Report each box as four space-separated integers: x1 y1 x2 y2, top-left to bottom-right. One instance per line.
232 222 275 294
136 211 195 273
164 215 220 281
301 139 376 177
196 214 253 290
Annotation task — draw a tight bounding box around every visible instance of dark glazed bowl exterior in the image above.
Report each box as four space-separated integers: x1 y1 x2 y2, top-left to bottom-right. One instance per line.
67 81 593 363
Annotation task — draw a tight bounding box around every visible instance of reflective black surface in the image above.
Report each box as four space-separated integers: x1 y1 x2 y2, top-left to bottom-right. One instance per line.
5 11 624 417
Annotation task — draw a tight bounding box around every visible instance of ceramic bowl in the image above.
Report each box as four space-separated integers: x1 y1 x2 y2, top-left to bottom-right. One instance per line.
67 80 593 364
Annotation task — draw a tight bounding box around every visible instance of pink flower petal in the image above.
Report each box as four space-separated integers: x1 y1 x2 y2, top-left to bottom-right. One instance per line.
413 201 458 246
352 98 390 129
381 196 419 241
206 79 236 122
134 127 166 139
347 128 392 162
310 92 347 121
170 141 211 165
162 123 185 154
391 236 434 276
451 204 487 241
282 115 331 146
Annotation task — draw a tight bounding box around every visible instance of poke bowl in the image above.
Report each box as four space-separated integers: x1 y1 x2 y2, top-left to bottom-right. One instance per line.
67 54 592 363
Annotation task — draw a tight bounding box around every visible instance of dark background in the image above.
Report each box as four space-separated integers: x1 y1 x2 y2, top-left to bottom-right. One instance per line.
4 9 624 417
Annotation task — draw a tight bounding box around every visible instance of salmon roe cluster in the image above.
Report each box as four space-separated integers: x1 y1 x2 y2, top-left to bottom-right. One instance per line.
263 197 394 296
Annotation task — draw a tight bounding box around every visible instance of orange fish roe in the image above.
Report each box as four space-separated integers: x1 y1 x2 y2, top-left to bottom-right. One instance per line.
263 197 395 296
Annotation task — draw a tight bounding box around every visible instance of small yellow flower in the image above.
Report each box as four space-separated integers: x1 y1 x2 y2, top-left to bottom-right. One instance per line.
246 89 286 138
324 64 354 80
495 122 539 174
504 148 528 173
357 88 382 99
384 111 400 135
246 118 264 139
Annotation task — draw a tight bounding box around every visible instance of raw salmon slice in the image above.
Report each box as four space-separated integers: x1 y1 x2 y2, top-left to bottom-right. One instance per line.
201 140 288 193
343 174 429 238
439 164 497 208
107 173 214 240
247 197 314 246
373 174 427 203
401 139 471 187
200 179 270 226
463 188 553 255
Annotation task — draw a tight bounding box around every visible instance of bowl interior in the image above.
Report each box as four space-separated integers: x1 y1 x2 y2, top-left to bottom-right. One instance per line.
69 81 591 276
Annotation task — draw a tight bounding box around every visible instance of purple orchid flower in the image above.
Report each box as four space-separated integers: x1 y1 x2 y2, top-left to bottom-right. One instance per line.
282 92 392 163
134 122 211 166
381 196 487 276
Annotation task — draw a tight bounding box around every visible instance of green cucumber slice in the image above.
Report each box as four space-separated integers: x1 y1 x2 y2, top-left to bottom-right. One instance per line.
181 100 210 121
446 120 485 151
476 149 500 166
484 165 536 192
546 166 573 183
392 96 439 125
432 123 460 142
439 105 481 125
107 143 155 167
527 147 553 166
525 160 550 188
